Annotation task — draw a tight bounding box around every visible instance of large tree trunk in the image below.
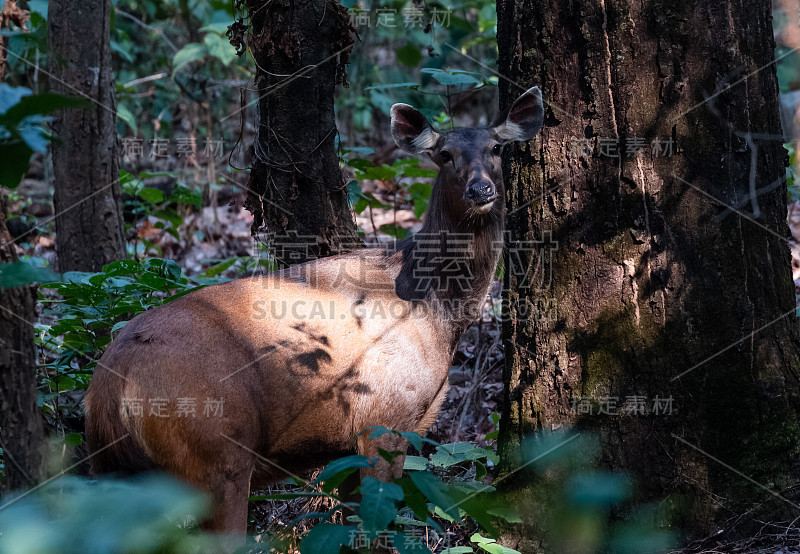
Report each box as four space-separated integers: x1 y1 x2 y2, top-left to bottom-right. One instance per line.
244 0 359 266
0 195 44 491
497 0 800 546
48 0 125 272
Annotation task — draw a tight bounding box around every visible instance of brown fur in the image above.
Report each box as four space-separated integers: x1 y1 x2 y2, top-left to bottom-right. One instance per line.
85 89 544 538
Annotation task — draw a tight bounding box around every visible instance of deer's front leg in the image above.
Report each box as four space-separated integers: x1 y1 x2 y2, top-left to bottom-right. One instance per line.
357 430 408 482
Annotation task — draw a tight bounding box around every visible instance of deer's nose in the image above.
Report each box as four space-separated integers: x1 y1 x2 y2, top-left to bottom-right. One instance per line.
466 180 496 203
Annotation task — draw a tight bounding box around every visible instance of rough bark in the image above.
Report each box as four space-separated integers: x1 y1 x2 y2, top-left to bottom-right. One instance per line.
244 0 360 266
497 0 800 545
0 194 44 491
48 0 125 272
0 0 42 493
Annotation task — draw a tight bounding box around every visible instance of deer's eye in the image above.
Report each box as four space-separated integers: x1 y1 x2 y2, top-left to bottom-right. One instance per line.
492 144 503 156
440 150 452 163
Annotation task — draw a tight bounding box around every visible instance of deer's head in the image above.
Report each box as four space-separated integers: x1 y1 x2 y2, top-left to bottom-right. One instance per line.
390 87 544 220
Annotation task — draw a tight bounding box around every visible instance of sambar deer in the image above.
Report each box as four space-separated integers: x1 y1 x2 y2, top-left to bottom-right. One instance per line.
85 87 544 535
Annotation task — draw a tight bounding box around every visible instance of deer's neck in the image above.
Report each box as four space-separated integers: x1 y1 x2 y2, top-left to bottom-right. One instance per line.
395 180 505 346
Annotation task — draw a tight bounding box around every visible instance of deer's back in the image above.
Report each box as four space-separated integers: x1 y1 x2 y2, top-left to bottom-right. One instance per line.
85 250 452 478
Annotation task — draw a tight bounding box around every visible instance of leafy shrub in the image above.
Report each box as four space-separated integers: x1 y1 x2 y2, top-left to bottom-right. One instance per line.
0 474 216 554
253 426 518 553
36 258 227 405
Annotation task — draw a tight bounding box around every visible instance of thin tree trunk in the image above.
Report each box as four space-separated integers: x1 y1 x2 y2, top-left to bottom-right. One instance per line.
0 1 29 82
244 0 359 266
0 194 44 491
498 0 800 546
48 0 125 272
0 0 42 494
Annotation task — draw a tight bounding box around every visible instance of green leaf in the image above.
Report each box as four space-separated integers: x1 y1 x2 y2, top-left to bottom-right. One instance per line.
0 141 33 189
299 523 357 554
63 433 83 447
18 121 50 152
3 95 87 127
138 187 165 204
153 209 183 228
364 82 420 91
379 223 411 239
102 259 141 276
441 548 474 554
204 33 236 66
402 166 437 178
397 477 429 521
138 272 168 290
396 44 422 67
198 22 231 34
201 258 238 278
456 494 500 537
361 165 398 181
486 505 522 524
116 102 137 134
315 454 374 483
475 460 487 481
421 68 482 86
478 18 498 33
408 472 460 521
168 184 203 208
55 377 76 392
163 259 184 282
139 171 178 179
409 182 433 218
314 455 374 493
378 447 404 464
0 261 59 288
346 180 362 205
0 83 31 115
346 158 374 172
110 40 135 63
403 455 428 471
353 197 368 214
364 193 391 210
365 426 439 452
172 42 206 74
429 443 498 467
394 515 429 526
360 477 403 539
471 533 520 554
110 321 129 333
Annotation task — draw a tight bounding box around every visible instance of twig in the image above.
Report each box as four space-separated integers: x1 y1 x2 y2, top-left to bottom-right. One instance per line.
123 72 167 88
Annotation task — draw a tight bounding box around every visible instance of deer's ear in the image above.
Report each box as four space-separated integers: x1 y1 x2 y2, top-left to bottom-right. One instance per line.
492 86 544 143
390 103 440 155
